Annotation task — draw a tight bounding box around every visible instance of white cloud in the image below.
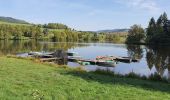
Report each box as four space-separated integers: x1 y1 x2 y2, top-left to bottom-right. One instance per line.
116 0 162 14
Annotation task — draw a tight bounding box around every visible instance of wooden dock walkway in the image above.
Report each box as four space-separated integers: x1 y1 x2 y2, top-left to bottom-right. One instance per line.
96 56 140 63
40 58 61 62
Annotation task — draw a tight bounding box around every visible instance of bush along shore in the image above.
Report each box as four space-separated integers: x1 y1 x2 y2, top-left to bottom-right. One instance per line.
0 56 170 99
93 69 170 83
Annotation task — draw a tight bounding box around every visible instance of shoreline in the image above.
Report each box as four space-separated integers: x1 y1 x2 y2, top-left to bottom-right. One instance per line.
0 56 170 99
7 55 170 83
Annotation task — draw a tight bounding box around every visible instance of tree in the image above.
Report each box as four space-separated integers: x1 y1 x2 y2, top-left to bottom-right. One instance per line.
162 12 168 25
162 12 169 35
147 17 156 40
146 12 170 44
43 28 49 36
43 23 68 29
126 24 145 43
35 26 42 39
156 15 164 34
0 30 5 39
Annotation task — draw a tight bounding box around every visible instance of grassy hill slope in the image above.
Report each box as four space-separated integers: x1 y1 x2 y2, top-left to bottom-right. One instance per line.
0 16 29 25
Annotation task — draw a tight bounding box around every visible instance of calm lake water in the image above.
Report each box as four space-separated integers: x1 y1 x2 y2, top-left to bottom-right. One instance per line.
1 40 170 79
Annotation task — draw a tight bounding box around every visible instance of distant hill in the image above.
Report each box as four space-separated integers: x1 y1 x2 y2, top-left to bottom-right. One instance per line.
97 29 129 33
0 16 29 24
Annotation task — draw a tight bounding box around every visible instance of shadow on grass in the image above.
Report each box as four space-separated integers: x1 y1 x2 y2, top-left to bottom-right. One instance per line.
61 70 170 93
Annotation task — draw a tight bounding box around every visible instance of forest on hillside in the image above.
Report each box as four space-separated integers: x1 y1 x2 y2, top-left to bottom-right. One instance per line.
0 21 127 42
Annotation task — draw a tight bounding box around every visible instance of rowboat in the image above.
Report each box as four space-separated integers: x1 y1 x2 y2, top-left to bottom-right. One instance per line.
115 57 132 63
67 52 78 56
96 60 116 67
78 61 91 65
77 59 116 67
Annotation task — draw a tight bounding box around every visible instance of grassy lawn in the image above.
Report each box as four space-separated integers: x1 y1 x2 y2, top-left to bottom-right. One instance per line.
0 57 170 100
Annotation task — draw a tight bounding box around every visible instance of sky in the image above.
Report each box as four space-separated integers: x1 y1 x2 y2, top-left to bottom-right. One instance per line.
0 0 170 31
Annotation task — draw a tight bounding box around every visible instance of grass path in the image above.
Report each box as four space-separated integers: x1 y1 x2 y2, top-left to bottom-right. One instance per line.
0 57 170 100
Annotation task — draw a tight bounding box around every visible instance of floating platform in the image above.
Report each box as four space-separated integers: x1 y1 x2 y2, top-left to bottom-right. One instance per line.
28 52 53 56
96 56 140 63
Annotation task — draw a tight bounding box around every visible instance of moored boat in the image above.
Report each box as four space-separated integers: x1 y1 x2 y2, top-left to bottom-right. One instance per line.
68 56 82 62
96 60 116 67
78 61 91 65
67 52 78 56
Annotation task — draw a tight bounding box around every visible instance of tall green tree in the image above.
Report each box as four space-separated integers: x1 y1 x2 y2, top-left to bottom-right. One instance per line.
156 15 164 34
126 24 145 43
162 12 168 25
147 17 156 40
162 12 169 35
146 12 170 44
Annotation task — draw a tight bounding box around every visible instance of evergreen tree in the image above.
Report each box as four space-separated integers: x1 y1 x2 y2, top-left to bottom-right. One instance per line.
162 12 168 25
162 12 169 34
156 15 164 34
147 17 156 40
146 12 170 44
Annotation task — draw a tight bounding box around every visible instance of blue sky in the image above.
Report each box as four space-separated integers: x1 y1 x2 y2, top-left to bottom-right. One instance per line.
0 0 169 31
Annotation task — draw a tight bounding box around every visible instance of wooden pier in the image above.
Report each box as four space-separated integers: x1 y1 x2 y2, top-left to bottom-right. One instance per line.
24 50 140 67
96 56 140 63
40 58 61 62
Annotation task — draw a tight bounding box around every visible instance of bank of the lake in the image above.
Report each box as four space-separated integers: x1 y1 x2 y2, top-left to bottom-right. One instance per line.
0 57 170 100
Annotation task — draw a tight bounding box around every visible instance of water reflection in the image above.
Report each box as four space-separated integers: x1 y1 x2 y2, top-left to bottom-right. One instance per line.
0 40 42 54
127 45 143 59
146 46 170 79
1 40 170 80
126 44 170 79
0 40 85 55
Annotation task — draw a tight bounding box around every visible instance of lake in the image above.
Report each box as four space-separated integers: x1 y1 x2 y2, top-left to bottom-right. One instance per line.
1 40 170 79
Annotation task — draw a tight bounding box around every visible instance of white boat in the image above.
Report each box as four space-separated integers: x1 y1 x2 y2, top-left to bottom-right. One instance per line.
28 51 53 56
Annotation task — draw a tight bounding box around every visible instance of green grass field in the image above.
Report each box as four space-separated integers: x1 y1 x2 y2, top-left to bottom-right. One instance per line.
0 57 170 100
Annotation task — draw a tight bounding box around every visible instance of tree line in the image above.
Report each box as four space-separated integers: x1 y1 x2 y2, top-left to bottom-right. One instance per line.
43 23 69 29
0 24 42 40
0 23 127 42
126 12 170 45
